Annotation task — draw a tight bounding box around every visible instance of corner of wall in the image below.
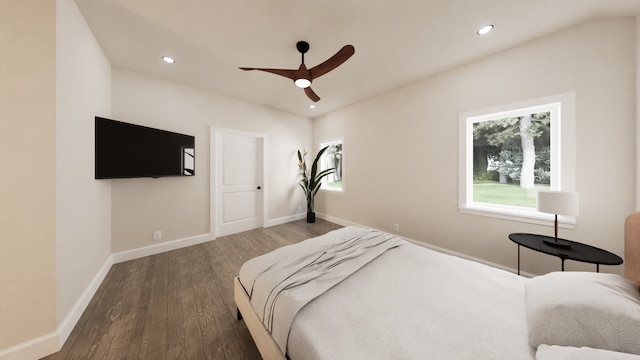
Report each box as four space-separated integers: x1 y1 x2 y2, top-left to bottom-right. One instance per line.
635 15 640 210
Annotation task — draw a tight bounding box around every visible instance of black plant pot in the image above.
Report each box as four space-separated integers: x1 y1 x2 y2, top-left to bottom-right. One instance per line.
306 212 316 223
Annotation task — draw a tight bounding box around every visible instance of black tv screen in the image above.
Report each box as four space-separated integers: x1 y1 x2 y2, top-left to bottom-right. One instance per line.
95 116 195 179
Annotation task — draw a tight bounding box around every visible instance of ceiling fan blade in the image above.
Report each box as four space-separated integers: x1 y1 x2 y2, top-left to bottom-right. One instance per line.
304 87 321 102
239 67 298 81
309 45 355 79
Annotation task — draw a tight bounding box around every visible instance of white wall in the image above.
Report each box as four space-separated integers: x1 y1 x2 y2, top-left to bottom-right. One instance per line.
3 1 310 356
314 18 636 276
0 0 58 357
56 0 112 338
110 69 312 252
636 15 640 211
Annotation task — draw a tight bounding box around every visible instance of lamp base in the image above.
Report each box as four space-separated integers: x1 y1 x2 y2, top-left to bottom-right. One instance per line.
543 238 572 248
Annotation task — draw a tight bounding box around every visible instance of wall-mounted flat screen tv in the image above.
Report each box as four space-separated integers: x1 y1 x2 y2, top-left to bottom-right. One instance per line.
95 116 195 179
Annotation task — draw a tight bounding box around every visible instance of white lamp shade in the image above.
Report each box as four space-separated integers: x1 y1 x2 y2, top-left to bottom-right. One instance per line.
294 78 311 88
536 191 579 216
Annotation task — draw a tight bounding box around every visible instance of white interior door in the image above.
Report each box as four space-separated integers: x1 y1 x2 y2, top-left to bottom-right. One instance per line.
214 130 264 237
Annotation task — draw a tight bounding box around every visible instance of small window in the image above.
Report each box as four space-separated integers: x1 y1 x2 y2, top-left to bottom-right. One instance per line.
459 93 576 224
320 138 344 192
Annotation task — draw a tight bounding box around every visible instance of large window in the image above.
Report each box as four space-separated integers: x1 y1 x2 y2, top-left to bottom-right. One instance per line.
319 138 344 192
459 93 576 223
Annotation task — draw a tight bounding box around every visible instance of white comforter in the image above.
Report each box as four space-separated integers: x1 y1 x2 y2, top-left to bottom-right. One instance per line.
239 226 535 360
243 228 407 352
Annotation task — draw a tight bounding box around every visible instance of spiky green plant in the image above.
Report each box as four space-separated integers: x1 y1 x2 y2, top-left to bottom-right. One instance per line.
297 146 335 214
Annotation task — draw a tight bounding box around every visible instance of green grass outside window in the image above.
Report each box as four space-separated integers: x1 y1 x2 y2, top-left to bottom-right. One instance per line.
473 181 549 208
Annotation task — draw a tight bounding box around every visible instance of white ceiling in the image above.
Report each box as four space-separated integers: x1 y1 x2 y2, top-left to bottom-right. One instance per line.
74 0 640 118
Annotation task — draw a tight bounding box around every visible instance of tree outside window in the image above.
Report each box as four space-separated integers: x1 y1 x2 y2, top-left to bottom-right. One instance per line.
459 93 576 223
320 138 343 192
473 112 551 208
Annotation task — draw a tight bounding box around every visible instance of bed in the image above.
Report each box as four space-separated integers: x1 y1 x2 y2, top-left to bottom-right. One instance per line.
234 213 640 360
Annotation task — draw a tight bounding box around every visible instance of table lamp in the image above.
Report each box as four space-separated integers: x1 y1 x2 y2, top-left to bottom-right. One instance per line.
536 191 579 247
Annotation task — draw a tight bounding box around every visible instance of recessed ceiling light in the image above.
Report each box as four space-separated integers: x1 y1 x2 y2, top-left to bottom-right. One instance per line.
309 104 316 109
477 25 494 35
162 56 175 64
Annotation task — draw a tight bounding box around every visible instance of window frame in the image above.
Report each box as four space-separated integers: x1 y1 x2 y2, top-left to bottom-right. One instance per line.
458 92 576 226
319 137 345 193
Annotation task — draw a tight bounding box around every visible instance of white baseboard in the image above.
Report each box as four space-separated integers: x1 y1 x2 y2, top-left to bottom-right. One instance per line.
0 232 217 360
1 213 528 360
404 236 533 278
317 212 531 277
316 212 367 228
57 255 113 346
0 331 59 360
0 257 112 360
57 233 213 355
111 232 213 264
265 213 306 227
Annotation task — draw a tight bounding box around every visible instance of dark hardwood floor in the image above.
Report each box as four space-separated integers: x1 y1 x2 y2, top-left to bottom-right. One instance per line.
43 219 342 360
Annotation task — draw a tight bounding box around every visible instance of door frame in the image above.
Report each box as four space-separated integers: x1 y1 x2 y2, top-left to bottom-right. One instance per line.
210 127 268 237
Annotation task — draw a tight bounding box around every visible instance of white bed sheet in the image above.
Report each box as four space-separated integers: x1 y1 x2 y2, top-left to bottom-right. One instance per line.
239 227 535 360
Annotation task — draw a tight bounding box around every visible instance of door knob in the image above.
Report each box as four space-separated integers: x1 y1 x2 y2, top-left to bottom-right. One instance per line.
257 186 261 190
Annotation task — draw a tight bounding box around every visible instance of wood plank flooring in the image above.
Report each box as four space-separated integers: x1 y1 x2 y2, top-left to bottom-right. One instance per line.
42 219 342 360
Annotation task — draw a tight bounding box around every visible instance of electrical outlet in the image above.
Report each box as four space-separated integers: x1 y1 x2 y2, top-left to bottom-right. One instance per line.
153 231 162 241
393 223 400 232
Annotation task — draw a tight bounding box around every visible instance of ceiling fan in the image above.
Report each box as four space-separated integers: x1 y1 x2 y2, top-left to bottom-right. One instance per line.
239 41 355 102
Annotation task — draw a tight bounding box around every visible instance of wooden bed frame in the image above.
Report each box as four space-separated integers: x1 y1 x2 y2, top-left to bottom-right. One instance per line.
235 212 640 360
624 212 640 287
234 277 286 360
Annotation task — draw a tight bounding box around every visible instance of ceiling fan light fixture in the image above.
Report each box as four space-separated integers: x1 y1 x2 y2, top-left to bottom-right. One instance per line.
477 24 494 35
239 41 355 102
294 78 311 88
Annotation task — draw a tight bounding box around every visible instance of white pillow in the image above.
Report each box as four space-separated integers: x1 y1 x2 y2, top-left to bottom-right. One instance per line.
536 344 640 360
526 271 640 355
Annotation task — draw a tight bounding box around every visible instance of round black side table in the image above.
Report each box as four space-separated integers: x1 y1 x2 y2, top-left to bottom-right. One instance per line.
508 233 623 275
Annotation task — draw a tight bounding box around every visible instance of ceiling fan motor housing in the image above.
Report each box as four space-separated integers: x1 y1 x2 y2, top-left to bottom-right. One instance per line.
296 41 310 54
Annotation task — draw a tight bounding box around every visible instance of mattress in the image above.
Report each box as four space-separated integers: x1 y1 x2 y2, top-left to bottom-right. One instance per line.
238 226 535 359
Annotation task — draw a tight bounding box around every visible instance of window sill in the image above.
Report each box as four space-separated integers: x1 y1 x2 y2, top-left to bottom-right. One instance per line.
459 205 576 229
320 187 344 194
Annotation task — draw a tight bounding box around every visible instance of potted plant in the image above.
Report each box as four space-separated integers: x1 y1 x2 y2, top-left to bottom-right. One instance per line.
297 146 335 223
